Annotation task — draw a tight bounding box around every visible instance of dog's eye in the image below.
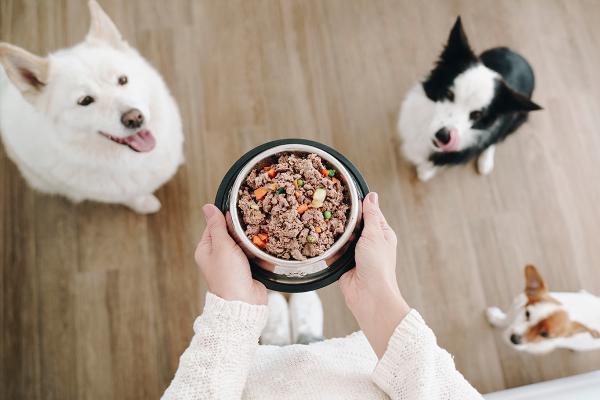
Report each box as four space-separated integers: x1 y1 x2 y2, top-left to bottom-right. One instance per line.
118 75 128 85
445 89 454 102
77 96 95 106
525 310 530 320
470 110 483 121
540 331 549 338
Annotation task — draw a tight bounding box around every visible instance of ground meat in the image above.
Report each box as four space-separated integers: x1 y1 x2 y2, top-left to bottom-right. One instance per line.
237 152 350 260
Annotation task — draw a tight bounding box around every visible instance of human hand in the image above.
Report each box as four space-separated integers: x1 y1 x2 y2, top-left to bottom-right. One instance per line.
195 204 267 305
339 192 410 357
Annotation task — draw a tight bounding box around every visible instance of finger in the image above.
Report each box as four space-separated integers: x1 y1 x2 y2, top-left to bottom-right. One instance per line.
379 215 396 244
199 224 212 248
338 268 355 290
202 204 232 244
361 192 388 238
194 226 212 263
362 192 397 243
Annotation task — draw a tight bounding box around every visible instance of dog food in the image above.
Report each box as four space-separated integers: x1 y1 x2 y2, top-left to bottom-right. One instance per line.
237 153 349 260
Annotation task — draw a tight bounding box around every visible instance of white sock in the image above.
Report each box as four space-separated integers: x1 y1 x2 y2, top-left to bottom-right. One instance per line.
261 291 291 346
289 291 324 344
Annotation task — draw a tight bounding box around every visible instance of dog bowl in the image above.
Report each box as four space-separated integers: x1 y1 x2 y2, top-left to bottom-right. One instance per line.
215 139 369 292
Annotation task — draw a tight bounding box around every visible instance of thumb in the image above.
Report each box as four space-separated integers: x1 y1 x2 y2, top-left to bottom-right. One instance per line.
338 268 355 291
202 204 231 244
195 226 212 263
361 192 387 237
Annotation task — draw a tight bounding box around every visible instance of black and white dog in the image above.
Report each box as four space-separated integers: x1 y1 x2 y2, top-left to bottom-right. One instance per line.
399 17 542 181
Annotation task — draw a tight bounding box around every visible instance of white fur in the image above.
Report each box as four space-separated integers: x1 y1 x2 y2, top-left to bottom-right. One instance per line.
487 291 600 354
477 145 495 175
0 1 183 213
399 64 498 181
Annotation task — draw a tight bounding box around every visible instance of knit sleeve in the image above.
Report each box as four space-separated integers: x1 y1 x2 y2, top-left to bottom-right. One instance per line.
372 310 483 400
161 292 268 400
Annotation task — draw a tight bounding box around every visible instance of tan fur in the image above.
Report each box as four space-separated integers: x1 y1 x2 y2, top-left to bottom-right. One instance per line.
524 264 560 305
524 310 599 342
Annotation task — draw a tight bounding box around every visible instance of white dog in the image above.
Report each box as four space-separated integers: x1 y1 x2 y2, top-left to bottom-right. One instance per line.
487 265 600 354
0 1 183 213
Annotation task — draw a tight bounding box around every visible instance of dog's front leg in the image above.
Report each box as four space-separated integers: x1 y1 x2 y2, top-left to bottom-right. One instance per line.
477 145 496 175
124 194 162 214
417 162 437 181
485 306 509 328
486 295 525 328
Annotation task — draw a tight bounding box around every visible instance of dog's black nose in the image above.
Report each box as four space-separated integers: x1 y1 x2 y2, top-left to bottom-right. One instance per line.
121 108 144 129
510 334 522 345
434 128 451 145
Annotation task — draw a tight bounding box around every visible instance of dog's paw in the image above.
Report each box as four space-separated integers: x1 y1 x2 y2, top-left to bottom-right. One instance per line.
417 164 436 181
486 307 506 326
126 194 161 214
477 146 495 175
477 156 494 175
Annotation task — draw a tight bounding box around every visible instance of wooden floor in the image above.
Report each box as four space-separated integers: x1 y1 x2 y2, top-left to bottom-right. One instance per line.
2 0 600 398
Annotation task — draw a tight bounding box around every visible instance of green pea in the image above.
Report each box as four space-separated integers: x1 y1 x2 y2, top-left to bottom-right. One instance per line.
323 210 332 220
328 169 336 177
296 179 305 188
277 187 285 194
306 235 317 243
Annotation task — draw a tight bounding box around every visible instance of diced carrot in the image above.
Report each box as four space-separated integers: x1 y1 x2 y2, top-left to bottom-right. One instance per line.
252 235 267 249
254 187 268 200
297 204 309 214
332 177 340 186
258 233 268 241
315 227 322 233
320 168 329 177
267 168 277 178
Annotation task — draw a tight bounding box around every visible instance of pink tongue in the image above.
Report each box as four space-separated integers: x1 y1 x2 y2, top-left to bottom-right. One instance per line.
440 128 459 152
124 130 156 152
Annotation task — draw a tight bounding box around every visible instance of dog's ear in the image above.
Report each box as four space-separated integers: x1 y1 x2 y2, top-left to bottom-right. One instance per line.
524 265 548 303
497 82 543 113
86 0 125 49
439 16 477 64
570 322 600 338
0 43 48 102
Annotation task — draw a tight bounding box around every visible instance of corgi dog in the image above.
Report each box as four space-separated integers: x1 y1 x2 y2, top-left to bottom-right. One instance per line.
0 1 183 213
398 17 542 181
487 265 600 354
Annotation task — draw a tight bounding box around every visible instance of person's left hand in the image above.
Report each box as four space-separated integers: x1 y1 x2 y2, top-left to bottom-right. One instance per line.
195 204 267 305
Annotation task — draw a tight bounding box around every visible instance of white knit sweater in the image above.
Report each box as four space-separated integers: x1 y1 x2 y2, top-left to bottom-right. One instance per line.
162 293 482 399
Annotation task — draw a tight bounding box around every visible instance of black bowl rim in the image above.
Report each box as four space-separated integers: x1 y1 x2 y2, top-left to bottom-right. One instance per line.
214 138 369 293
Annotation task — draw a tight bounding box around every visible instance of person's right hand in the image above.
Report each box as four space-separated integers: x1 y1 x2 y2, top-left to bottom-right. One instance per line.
195 204 267 305
339 192 410 358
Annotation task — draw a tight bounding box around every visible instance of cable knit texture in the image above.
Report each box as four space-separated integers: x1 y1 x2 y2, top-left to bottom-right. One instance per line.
162 293 268 399
162 293 483 400
372 311 482 399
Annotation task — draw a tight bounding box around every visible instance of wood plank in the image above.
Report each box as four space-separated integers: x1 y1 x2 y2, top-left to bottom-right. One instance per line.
1 0 600 398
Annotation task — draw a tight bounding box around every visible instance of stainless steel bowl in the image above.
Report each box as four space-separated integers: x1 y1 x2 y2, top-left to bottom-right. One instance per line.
225 143 363 288
215 139 368 292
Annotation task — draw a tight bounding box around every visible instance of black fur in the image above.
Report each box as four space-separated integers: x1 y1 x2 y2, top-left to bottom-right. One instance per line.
423 17 477 102
424 17 542 167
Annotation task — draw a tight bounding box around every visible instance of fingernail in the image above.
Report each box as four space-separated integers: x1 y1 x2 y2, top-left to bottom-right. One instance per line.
202 204 217 221
368 192 379 205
